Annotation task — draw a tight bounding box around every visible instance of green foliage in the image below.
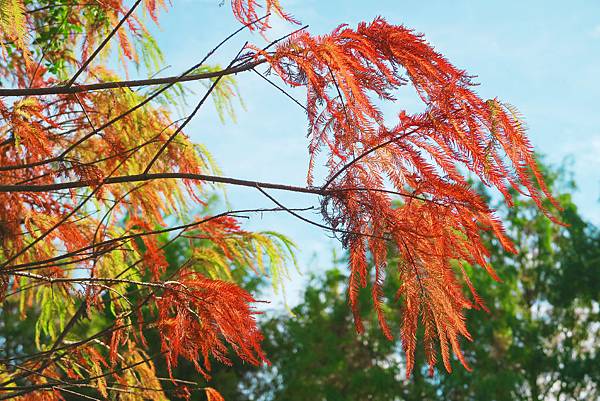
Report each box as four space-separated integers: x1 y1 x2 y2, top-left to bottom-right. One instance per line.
34 285 75 349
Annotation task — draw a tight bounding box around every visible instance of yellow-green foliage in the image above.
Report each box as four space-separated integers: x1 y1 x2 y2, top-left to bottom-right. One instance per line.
195 64 245 123
34 285 76 349
193 230 297 294
0 0 28 58
0 1 300 397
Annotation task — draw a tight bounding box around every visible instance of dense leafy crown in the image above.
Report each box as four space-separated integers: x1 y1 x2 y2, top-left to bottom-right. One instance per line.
0 0 559 399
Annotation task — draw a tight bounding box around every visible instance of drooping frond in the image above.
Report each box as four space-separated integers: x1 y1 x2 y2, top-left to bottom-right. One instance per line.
255 17 562 376
193 64 245 123
189 216 297 294
0 0 29 62
155 273 267 379
231 0 298 31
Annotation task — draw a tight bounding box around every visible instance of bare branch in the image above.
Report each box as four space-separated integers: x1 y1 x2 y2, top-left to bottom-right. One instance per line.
0 61 265 97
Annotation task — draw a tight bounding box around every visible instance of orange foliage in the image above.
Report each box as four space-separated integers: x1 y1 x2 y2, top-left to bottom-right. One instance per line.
0 0 562 397
231 0 298 31
155 273 267 379
255 17 561 376
0 1 271 397
205 387 226 401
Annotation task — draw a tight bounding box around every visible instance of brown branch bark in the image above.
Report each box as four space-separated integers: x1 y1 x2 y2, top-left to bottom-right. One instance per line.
0 172 325 195
0 61 265 97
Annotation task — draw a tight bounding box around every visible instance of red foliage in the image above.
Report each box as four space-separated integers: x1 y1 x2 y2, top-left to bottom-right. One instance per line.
255 17 562 376
0 0 562 393
126 217 169 279
231 0 298 31
155 273 267 379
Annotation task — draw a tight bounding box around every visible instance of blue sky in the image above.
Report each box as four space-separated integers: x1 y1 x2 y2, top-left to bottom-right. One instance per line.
143 0 600 305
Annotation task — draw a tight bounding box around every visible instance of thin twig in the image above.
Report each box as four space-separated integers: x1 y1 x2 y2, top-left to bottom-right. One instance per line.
252 68 307 111
321 128 419 189
143 43 248 174
255 184 389 241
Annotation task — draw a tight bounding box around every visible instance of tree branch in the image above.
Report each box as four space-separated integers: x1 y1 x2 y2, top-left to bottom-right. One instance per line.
0 61 265 97
0 172 325 195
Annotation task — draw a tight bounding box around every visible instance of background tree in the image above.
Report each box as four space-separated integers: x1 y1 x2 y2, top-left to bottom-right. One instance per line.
210 161 599 401
0 0 566 399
